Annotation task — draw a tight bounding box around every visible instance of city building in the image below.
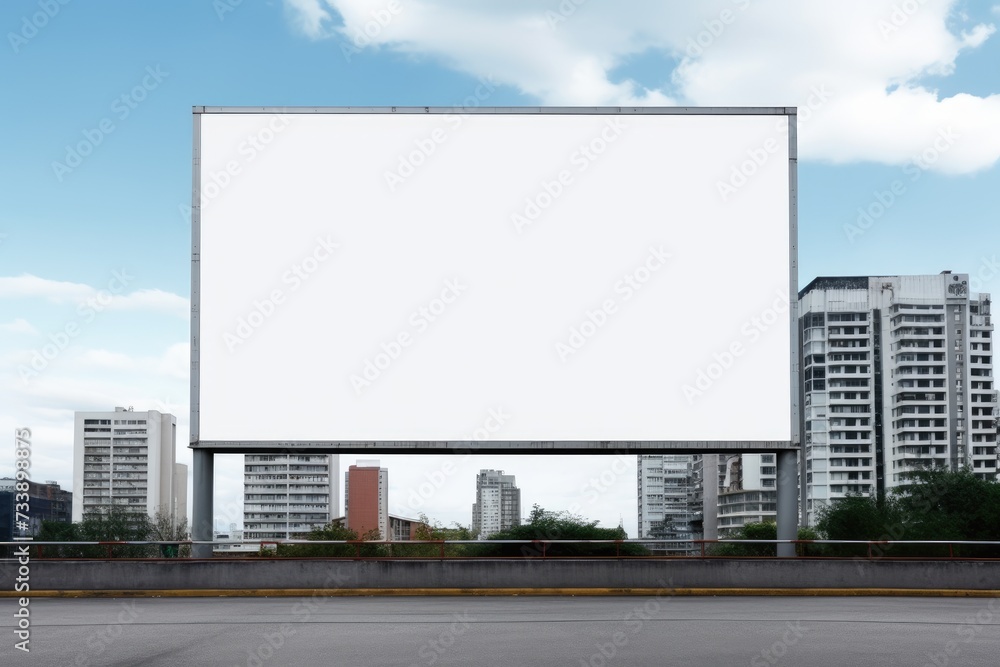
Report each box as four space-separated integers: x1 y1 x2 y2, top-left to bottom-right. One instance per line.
389 515 423 541
73 407 187 526
636 455 697 553
716 454 777 535
692 454 728 540
344 460 389 539
243 454 338 542
327 513 425 541
213 525 245 553
799 272 996 525
471 469 521 538
0 478 73 546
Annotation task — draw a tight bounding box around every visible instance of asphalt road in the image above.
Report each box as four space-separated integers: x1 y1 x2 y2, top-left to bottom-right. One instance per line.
3 596 999 666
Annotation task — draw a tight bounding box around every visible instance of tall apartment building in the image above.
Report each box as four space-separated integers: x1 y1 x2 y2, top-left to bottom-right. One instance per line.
799 272 996 525
716 453 777 535
691 453 778 539
73 407 187 526
243 454 338 541
344 460 388 539
636 455 696 552
471 469 521 538
691 454 721 539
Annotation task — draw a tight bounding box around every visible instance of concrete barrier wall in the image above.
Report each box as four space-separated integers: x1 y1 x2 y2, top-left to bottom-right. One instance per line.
2 559 999 592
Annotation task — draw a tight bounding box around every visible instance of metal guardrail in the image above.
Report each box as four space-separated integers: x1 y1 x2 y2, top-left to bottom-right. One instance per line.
4 539 1000 559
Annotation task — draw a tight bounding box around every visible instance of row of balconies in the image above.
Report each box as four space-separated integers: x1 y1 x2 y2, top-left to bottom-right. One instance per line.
896 341 944 349
895 367 945 376
889 313 944 327
894 393 946 403
892 325 943 335
828 459 873 468
828 485 873 495
245 486 330 494
893 421 946 429
828 445 872 454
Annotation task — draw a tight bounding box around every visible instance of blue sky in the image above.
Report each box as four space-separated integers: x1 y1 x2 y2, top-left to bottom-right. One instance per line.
1 0 998 536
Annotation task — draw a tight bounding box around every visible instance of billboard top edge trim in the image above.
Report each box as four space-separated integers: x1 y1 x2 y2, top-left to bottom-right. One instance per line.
193 105 797 116
192 440 797 447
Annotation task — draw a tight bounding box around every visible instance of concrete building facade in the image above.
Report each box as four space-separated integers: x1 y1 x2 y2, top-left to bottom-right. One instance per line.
243 454 338 541
716 454 777 535
73 407 186 526
799 273 996 525
472 469 521 538
636 455 697 552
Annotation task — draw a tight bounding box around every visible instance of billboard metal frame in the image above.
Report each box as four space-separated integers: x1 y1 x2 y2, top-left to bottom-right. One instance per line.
190 106 800 557
190 105 799 455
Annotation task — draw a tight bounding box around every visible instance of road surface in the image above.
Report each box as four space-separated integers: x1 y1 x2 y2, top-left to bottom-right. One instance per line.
3 595 998 666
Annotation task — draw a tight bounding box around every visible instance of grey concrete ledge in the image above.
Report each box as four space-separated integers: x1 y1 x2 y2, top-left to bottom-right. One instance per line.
3 558 999 592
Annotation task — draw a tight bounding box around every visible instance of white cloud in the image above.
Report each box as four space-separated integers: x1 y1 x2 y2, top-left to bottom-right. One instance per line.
0 274 188 318
284 0 335 39
157 342 190 380
77 348 136 372
961 22 995 49
284 0 999 173
0 274 93 303
72 343 190 380
0 318 36 334
105 289 189 319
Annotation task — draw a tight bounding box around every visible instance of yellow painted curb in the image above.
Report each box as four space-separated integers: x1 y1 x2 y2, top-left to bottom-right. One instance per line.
3 588 1000 598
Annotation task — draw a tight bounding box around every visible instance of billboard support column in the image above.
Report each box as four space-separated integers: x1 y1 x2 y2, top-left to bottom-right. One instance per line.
192 448 214 558
776 449 798 557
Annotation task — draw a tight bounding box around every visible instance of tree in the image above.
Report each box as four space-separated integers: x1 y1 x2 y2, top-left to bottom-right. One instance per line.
816 470 1000 557
273 522 387 558
395 515 479 557
709 521 827 557
475 505 648 557
76 505 154 557
150 508 190 557
815 493 908 556
894 468 1000 556
36 507 153 558
37 520 83 558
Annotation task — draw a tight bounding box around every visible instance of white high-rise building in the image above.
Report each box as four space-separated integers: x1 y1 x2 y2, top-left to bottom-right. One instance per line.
637 455 697 553
799 272 996 525
243 454 338 541
692 453 778 539
716 454 777 535
472 470 521 538
74 407 187 526
692 454 723 540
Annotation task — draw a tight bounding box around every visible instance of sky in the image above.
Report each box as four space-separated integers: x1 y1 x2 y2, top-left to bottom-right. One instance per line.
1 0 998 538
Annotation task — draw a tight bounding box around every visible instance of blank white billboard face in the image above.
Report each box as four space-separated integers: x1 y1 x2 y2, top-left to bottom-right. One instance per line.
196 110 792 444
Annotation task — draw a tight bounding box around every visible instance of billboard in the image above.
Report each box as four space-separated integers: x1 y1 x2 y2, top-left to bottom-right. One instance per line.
192 107 796 451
